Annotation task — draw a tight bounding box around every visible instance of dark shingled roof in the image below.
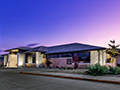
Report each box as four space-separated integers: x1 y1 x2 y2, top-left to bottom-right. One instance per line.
0 56 4 61
4 43 106 54
4 46 32 52
45 43 106 54
1 54 9 56
23 46 48 53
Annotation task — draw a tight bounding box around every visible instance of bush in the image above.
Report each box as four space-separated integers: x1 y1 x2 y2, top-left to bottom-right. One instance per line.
0 65 5 69
74 62 78 69
87 63 108 76
55 66 59 68
59 66 64 70
107 65 120 75
66 67 73 70
49 66 52 69
59 66 66 70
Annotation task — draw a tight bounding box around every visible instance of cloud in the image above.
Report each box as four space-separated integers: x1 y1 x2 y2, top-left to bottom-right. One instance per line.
26 43 39 47
0 49 3 52
0 49 4 56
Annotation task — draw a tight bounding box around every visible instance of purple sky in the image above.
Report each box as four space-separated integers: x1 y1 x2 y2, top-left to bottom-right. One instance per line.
0 0 120 55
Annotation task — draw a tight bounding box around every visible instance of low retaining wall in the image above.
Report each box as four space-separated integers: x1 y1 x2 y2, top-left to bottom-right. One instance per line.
50 58 90 69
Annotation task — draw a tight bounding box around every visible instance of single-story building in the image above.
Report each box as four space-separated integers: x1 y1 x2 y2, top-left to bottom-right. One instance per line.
2 43 117 68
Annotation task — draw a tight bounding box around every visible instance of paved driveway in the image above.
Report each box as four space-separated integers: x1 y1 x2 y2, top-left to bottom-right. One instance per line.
0 69 120 90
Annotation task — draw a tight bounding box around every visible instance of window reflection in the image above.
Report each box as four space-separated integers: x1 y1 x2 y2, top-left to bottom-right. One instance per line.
47 52 90 63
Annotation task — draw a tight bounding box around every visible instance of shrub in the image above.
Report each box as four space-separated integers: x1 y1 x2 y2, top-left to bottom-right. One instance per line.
59 66 67 70
74 62 78 69
63 67 66 69
66 67 73 70
59 66 63 70
55 66 59 68
107 65 120 75
87 63 108 76
49 66 52 69
0 65 5 69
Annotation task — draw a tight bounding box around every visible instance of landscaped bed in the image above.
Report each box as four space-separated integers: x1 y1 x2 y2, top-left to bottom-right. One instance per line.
38 63 120 76
39 68 88 74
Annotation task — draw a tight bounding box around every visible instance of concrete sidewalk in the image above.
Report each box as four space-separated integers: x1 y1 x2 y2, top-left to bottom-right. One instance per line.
20 71 120 84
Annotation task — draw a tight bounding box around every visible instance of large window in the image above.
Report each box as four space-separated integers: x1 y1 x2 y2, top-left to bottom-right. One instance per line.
48 54 58 58
62 53 71 57
32 54 36 63
58 54 63 57
73 52 90 63
48 54 71 58
25 54 36 63
67 53 72 57
47 52 90 63
25 54 28 63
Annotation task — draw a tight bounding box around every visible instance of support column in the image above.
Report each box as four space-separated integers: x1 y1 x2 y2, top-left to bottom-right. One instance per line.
17 53 25 67
90 50 98 65
4 55 8 66
102 50 106 66
36 52 43 68
9 53 17 67
17 53 20 67
98 50 100 64
98 50 103 66
103 50 106 66
91 50 106 66
8 54 10 67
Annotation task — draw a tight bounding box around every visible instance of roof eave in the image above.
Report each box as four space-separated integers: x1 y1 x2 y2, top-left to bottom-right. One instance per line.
22 50 47 54
45 48 106 55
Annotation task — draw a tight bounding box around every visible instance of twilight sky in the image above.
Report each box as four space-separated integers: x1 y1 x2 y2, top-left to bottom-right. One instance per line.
0 0 120 54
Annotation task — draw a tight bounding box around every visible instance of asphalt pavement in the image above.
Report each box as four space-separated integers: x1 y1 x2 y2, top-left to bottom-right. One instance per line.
0 69 120 90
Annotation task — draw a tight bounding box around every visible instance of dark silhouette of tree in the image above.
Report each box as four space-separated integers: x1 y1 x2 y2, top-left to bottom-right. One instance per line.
73 54 78 69
107 40 120 66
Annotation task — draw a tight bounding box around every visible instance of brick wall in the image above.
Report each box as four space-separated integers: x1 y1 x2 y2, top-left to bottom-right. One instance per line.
0 61 4 66
50 57 90 68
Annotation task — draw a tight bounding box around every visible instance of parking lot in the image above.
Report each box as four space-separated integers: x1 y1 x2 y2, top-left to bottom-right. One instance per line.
0 69 120 90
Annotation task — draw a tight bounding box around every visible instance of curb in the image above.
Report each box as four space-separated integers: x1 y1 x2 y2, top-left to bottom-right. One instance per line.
20 72 120 84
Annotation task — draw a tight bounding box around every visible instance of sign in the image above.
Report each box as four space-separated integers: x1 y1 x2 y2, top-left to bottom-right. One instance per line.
67 59 72 64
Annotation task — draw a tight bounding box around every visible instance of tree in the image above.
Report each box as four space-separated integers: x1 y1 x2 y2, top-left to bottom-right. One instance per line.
107 40 120 66
73 54 78 69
